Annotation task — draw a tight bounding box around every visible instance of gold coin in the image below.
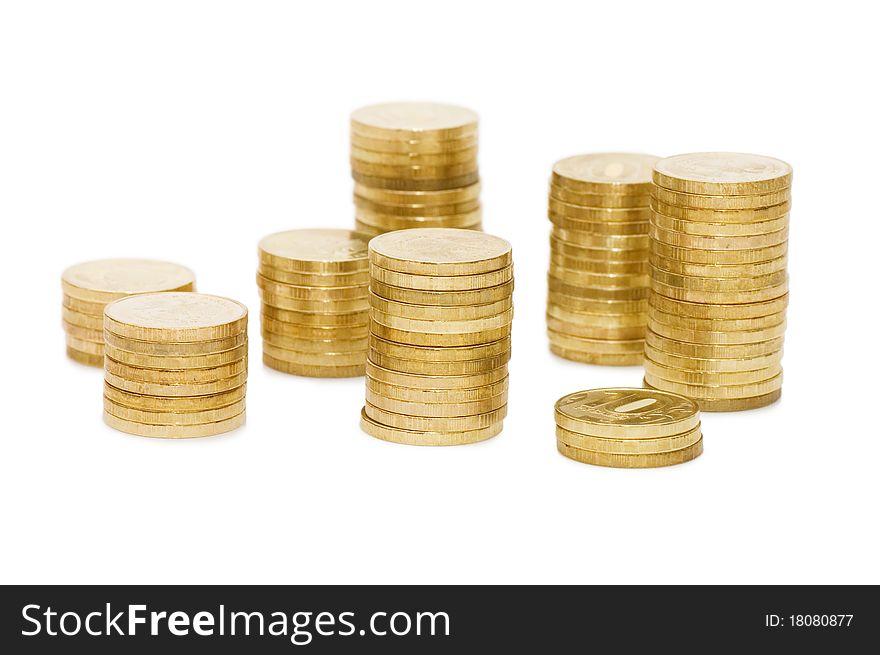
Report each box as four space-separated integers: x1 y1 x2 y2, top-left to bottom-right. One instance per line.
256 275 367 300
550 229 649 250
549 212 649 235
649 253 787 278
546 202 651 224
365 360 506 390
368 333 510 361
62 321 104 341
62 259 195 303
369 279 512 306
650 266 787 292
360 407 501 447
644 358 782 385
643 344 783 372
103 410 245 438
648 318 786 345
369 320 511 347
368 349 510 376
645 330 783 358
351 132 478 154
650 198 791 223
547 330 645 355
650 277 788 304
649 223 788 250
355 208 482 231
557 437 703 468
259 290 369 313
546 316 645 340
104 356 247 384
354 194 480 216
557 424 702 455
547 275 650 301
357 221 475 237
351 145 478 166
652 186 791 210
351 159 478 180
258 229 370 273
352 171 480 191
104 370 248 397
350 102 478 139
368 292 511 321
548 187 651 209
554 387 700 438
104 396 246 426
648 306 786 331
643 371 783 399
549 267 649 290
104 293 247 342
370 264 511 291
67 346 103 367
262 330 366 353
546 304 646 327
103 330 247 356
549 252 649 275
105 342 249 369
365 389 507 417
642 378 782 412
104 381 247 412
261 306 369 326
62 294 105 316
364 401 506 432
66 334 104 355
547 290 647 315
262 353 364 378
258 264 370 287
365 374 508 403
261 317 369 339
649 239 787 265
550 235 649 261
650 212 789 237
549 345 644 366
370 307 513 334
551 153 660 195
648 293 789 319
354 221 383 237
353 181 481 206
62 306 104 330
653 152 792 195
263 343 365 367
369 228 511 275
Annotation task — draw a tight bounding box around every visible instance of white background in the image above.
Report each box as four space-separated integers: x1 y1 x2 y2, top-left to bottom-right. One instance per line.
1 0 878 585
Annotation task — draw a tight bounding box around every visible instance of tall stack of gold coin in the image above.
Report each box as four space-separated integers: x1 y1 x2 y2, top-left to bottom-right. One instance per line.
257 229 371 377
102 293 248 438
361 229 513 446
554 388 703 468
546 154 658 365
646 152 791 411
350 102 481 236
61 259 195 367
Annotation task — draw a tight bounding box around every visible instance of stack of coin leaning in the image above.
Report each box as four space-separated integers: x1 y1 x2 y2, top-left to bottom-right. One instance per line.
547 154 658 365
554 388 703 467
61 259 195 367
361 228 513 445
257 229 371 377
645 152 791 411
102 292 248 438
351 101 481 236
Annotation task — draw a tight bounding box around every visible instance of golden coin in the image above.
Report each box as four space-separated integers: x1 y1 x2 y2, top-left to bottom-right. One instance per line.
549 212 649 235
368 291 511 321
550 229 649 250
104 293 247 342
643 344 783 372
551 153 660 195
103 330 247 356
255 275 367 300
650 198 791 223
62 294 105 316
352 171 480 191
104 381 247 412
104 356 247 384
67 346 103 367
258 229 370 273
351 145 478 166
557 437 703 468
650 277 788 304
644 358 782 385
642 378 782 412
351 102 478 139
369 320 511 347
62 259 195 303
351 158 478 179
550 235 649 261
648 306 786 331
546 316 645 340
650 266 788 292
365 374 508 403
648 293 789 319
554 387 700 438
353 181 481 206
354 194 480 216
649 223 788 250
369 279 513 306
104 370 248 397
354 222 383 237
648 318 786 345
261 306 369 326
368 333 510 361
259 290 369 313
370 264 512 292
549 252 649 275
365 360 507 390
547 330 645 355
62 321 105 342
557 424 702 455
62 306 104 330
548 266 649 289
547 290 647 315
66 334 104 355
351 132 478 154
360 407 501 447
262 343 365 367
104 396 246 426
547 202 651 224
645 330 783 358
546 304 646 327
364 401 506 432
263 353 364 378
368 349 510 376
643 371 783 399
365 389 507 417
547 275 650 301
261 317 369 339
105 342 248 369
649 253 787 277
357 221 476 236
370 307 513 334
650 212 788 237
258 264 371 287
652 186 791 210
262 330 366 353
355 208 482 231
653 152 792 195
548 187 651 209
549 345 644 366
103 410 245 438
649 239 787 265
369 228 511 275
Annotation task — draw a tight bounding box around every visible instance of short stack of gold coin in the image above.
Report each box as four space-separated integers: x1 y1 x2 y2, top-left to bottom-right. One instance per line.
361 228 513 446
546 154 658 365
554 388 703 468
351 102 481 236
257 229 371 377
646 152 791 411
61 259 195 367
102 293 248 438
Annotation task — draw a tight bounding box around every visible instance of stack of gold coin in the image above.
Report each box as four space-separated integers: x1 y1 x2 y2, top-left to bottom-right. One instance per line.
257 229 371 377
350 102 481 236
646 152 791 411
102 293 248 438
61 259 195 367
361 229 513 445
546 153 659 365
554 388 703 467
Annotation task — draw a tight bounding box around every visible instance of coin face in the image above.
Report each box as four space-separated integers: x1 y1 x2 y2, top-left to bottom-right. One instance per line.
553 153 660 188
259 229 371 265
555 388 699 437
62 259 195 295
654 152 792 193
369 228 511 273
105 292 247 331
351 102 478 133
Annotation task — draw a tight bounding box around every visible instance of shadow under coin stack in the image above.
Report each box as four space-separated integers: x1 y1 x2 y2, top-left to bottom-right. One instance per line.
61 259 195 367
102 293 248 438
645 152 791 411
257 229 371 377
351 102 481 236
546 154 658 365
554 388 703 468
361 228 513 445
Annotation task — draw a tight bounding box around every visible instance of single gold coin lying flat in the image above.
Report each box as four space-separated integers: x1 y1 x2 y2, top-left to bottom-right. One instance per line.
105 293 247 342
351 145 478 166
262 330 366 354
368 292 511 321
263 353 364 378
256 275 367 301
103 330 247 356
650 212 789 237
350 159 478 180
551 229 649 250
549 212 649 235
557 424 702 455
352 171 479 191
66 334 104 355
62 259 195 303
259 229 371 273
549 345 644 366
649 223 789 250
649 239 787 265
368 349 510 376
360 407 501 446
648 318 786 345
66 346 103 367
652 186 791 210
648 306 786 332
650 277 788 304
263 343 365 367
547 291 647 315
554 387 700 438
643 344 783 372
364 401 506 432
353 181 481 206
62 306 104 330
645 330 784 358
653 152 792 195
547 275 650 301
642 379 782 412
104 356 247 384
369 320 511 347
648 293 789 320
103 410 245 438
550 252 649 275
370 263 511 291
258 264 370 287
644 358 782 385
104 396 246 426
351 132 479 155
557 437 703 468
261 306 369 327
550 235 649 261
369 279 513 306
546 316 645 341
365 374 508 403
104 370 248 397
365 389 507 418
370 307 513 334
649 266 788 292
650 198 791 223
643 371 783 399
365 360 507 390
546 304 647 328
104 342 249 369
368 333 510 361
62 294 106 316
259 290 369 313
351 102 478 139
551 153 660 195
369 228 511 275
548 187 651 209
354 194 480 217
649 253 787 278
261 319 369 341
547 330 645 355
104 381 247 412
